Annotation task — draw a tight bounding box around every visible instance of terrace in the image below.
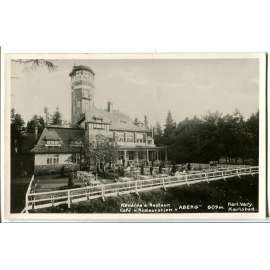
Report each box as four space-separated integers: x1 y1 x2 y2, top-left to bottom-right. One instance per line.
22 164 258 212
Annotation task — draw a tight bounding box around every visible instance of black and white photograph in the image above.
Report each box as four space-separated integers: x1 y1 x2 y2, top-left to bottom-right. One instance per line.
3 53 267 220
2 2 270 270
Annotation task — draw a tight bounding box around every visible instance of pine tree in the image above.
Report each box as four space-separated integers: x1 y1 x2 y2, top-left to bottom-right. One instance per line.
27 115 45 133
10 108 25 153
52 106 62 125
164 110 175 138
154 122 163 146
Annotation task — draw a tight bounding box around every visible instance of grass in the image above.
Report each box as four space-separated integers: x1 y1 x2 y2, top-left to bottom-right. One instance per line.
31 175 259 214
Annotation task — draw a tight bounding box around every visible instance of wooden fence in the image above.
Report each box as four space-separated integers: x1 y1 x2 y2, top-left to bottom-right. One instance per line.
22 166 259 212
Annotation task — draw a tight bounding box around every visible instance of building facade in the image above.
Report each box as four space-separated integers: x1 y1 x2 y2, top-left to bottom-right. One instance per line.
32 65 166 175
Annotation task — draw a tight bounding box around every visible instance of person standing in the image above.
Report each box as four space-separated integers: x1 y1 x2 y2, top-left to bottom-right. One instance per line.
150 165 153 176
140 163 144 175
172 163 176 175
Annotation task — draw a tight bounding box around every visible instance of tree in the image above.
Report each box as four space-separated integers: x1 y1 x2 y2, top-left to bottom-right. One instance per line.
164 111 175 136
170 116 203 163
10 108 25 153
154 122 163 146
245 111 259 163
83 134 118 177
200 111 223 162
10 109 25 177
163 110 176 145
51 107 62 125
162 109 259 165
26 115 45 133
11 59 57 72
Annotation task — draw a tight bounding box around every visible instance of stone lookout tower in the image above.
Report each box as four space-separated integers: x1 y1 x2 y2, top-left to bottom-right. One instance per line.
69 65 95 124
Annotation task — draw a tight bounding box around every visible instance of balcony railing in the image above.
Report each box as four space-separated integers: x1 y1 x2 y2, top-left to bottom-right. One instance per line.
116 141 155 147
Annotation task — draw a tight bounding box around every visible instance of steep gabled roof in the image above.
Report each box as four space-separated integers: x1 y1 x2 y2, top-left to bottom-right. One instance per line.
43 129 62 141
85 107 148 132
31 126 84 154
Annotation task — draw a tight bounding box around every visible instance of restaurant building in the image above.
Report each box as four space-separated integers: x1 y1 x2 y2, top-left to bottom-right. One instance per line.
31 65 167 174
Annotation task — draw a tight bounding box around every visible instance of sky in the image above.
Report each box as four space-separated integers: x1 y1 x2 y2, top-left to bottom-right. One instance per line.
10 58 259 127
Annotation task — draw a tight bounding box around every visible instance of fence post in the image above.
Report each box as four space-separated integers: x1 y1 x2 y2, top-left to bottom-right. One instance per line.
185 175 189 186
206 172 210 183
221 171 225 180
135 181 139 195
67 190 71 208
101 185 105 201
86 188 90 200
51 195 54 207
25 193 29 213
162 178 166 191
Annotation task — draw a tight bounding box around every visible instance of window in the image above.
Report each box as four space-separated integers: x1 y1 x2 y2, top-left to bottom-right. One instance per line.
116 132 125 142
136 133 144 144
128 151 135 160
47 155 59 165
47 157 51 165
54 157 59 164
89 122 109 130
126 132 134 143
45 140 61 147
72 153 81 163
83 89 89 98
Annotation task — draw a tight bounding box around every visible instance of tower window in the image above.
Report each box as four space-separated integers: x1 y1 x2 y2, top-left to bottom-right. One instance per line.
83 89 89 98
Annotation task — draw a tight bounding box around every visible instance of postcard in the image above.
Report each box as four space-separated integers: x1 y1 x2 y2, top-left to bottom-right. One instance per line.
2 53 267 221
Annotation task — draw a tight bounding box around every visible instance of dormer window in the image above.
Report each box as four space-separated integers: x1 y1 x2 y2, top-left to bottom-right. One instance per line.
88 122 109 131
45 140 61 147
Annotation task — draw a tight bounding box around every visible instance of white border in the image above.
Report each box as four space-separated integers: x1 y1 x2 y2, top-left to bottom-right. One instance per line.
1 52 267 222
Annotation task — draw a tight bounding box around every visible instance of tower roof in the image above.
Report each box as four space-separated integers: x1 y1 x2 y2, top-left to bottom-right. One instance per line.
69 65 95 77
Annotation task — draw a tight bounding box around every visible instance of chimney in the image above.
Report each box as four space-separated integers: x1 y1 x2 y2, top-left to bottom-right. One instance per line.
107 101 112 112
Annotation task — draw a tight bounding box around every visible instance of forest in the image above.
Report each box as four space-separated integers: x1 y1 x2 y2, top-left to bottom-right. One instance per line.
154 110 259 165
